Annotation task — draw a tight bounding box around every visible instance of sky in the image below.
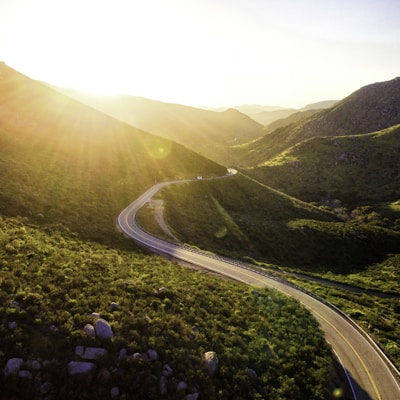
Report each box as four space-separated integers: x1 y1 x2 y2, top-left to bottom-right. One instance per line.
1 0 399 108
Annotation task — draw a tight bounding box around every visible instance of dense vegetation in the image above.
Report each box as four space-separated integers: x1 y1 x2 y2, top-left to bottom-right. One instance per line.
156 174 400 272
249 125 400 208
0 64 343 398
231 77 400 168
290 276 400 369
147 174 400 368
0 216 338 399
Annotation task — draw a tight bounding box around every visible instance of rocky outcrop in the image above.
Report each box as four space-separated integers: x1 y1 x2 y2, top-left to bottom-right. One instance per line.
3 347 202 398
68 361 96 375
3 358 23 376
94 318 114 339
84 323 96 337
82 347 108 360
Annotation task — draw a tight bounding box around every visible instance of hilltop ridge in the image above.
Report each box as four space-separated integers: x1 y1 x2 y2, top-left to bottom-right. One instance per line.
233 76 400 166
51 87 265 165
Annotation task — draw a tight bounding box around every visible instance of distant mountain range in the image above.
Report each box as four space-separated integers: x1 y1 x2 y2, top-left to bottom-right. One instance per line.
236 77 400 165
234 100 337 126
0 63 225 241
240 77 400 207
50 88 265 165
53 76 400 210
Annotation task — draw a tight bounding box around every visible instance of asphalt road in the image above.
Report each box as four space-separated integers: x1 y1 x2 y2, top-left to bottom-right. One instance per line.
118 174 400 400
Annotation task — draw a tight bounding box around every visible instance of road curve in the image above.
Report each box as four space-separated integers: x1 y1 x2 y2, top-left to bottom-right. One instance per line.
118 174 400 400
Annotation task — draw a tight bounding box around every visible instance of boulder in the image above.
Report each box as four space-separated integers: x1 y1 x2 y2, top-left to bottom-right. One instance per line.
30 360 41 371
25 359 41 371
110 387 120 399
248 368 257 379
18 370 32 379
186 393 199 400
118 348 127 361
162 363 173 377
8 321 17 330
84 323 96 337
147 349 158 361
203 351 218 376
177 381 188 391
82 347 108 360
4 358 23 376
68 361 96 375
94 318 114 339
130 353 142 361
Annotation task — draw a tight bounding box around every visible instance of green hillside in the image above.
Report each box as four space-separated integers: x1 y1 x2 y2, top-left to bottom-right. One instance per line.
233 77 400 167
52 88 265 165
0 63 340 399
151 174 400 273
145 174 400 366
0 63 225 244
248 125 400 208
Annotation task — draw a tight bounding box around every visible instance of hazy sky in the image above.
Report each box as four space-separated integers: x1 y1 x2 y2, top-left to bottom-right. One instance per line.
1 0 399 108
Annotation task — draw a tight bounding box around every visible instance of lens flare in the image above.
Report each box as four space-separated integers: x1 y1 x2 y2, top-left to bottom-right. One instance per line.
332 387 343 398
144 137 172 160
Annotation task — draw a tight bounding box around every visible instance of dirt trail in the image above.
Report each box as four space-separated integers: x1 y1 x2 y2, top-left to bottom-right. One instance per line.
148 199 180 242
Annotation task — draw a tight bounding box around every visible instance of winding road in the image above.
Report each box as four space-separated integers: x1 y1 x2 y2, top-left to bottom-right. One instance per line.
118 172 400 400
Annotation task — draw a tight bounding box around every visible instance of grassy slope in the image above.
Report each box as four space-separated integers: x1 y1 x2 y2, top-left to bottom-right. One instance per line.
233 77 400 167
0 64 339 398
0 216 335 400
152 174 400 367
51 88 265 166
0 64 225 244
248 124 400 208
156 174 400 273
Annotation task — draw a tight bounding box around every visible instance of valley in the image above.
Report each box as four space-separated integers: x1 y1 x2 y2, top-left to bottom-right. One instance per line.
1 61 399 399
120 172 400 400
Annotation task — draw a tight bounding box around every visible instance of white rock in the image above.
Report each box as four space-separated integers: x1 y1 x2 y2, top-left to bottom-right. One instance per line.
4 358 23 376
110 301 119 310
84 323 96 337
94 318 114 339
68 361 96 375
82 347 108 360
130 353 142 361
203 351 218 376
